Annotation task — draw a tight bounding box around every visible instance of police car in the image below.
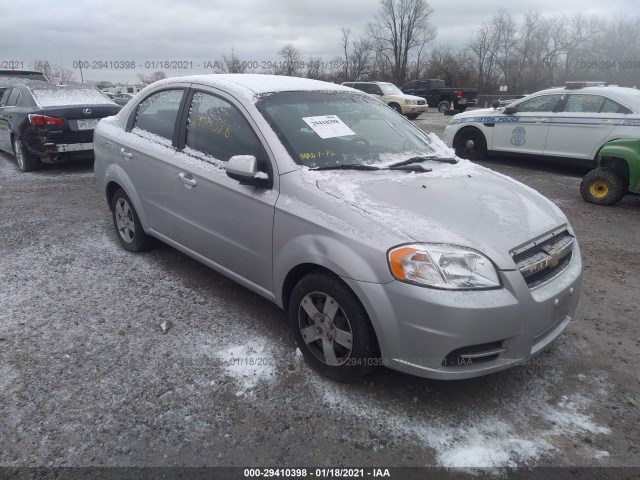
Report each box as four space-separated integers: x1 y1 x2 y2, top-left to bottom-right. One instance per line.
443 82 640 164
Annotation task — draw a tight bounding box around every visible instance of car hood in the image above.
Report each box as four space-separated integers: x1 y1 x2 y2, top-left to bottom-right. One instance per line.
386 94 424 102
313 161 568 269
453 107 501 119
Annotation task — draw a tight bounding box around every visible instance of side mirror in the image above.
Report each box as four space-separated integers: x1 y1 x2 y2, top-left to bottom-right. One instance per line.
226 155 269 187
503 106 518 115
491 100 501 109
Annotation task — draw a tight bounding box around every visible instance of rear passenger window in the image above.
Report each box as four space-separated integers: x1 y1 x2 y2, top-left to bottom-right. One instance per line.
185 92 261 162
564 95 604 113
134 89 184 141
5 88 20 107
601 98 629 114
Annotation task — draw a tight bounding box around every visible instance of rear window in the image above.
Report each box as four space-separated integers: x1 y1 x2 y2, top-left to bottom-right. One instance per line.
0 70 47 81
30 86 115 107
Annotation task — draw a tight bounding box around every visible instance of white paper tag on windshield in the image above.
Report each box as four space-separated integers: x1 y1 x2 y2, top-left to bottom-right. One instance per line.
302 115 356 139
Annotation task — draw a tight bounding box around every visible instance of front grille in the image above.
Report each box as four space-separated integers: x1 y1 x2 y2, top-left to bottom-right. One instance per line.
513 230 574 288
417 100 426 105
442 341 506 367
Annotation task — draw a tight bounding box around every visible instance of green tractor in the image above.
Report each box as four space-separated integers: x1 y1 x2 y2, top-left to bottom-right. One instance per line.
581 138 640 206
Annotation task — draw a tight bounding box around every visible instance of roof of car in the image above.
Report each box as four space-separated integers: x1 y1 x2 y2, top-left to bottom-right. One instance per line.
532 84 640 109
156 74 353 101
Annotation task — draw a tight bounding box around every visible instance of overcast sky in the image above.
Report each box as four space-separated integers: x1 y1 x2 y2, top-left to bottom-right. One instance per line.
2 0 635 83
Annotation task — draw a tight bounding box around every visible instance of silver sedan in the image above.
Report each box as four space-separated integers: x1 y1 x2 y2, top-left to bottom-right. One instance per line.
94 74 582 381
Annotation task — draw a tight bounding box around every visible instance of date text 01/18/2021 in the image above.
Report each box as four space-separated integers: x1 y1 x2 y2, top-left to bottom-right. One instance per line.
243 468 391 477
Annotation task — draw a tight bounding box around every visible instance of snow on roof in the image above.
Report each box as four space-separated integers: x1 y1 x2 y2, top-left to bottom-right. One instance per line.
149 74 355 102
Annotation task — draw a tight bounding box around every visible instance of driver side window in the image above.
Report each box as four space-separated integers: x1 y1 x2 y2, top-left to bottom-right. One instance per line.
185 92 262 162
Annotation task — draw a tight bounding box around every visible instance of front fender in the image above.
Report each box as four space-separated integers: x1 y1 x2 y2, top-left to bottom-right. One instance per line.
598 139 640 193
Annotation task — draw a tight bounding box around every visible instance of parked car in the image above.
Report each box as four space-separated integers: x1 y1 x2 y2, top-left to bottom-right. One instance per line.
444 82 640 163
105 92 134 106
341 81 428 119
402 79 478 113
94 74 582 382
580 138 640 205
0 82 121 171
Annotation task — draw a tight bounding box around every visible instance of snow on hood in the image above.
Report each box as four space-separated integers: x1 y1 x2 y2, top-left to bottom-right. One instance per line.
310 159 568 269
453 107 501 119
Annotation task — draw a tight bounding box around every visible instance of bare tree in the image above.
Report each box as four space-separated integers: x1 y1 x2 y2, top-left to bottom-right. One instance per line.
339 27 372 82
138 71 167 85
368 0 437 85
561 14 603 80
222 49 246 73
467 23 499 92
275 44 302 76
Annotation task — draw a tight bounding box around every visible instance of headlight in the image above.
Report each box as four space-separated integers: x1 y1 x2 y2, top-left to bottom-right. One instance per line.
405 99 417 105
388 244 501 290
448 117 462 125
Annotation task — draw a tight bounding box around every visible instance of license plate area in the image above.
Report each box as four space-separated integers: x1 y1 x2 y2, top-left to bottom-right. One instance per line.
77 119 99 130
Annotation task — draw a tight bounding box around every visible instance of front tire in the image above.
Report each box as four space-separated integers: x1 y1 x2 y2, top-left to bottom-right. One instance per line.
111 189 154 251
580 167 627 206
289 272 379 382
406 113 420 120
453 127 487 161
388 103 402 114
12 137 39 172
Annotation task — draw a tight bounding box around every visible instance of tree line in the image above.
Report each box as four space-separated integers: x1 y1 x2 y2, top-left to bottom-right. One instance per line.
37 0 640 95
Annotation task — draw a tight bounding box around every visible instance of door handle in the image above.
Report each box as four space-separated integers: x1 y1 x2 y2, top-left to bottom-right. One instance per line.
120 148 133 158
178 172 197 187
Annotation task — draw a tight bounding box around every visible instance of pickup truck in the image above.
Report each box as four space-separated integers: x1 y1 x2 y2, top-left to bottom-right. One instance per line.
401 79 478 113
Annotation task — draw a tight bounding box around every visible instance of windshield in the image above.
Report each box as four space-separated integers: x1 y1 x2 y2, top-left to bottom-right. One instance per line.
379 83 404 95
257 91 436 168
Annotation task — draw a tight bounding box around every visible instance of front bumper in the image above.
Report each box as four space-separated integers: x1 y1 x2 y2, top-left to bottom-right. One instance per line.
343 243 582 380
400 104 429 115
443 124 457 147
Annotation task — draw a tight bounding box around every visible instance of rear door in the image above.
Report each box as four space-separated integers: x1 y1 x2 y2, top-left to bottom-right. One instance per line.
490 94 563 156
0 87 22 151
119 88 187 237
544 94 629 160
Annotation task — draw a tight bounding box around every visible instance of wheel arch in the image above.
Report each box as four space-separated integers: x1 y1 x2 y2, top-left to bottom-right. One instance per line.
597 139 640 192
281 263 346 313
106 181 123 211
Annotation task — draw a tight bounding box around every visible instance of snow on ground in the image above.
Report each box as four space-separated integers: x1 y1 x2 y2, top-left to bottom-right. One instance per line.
215 339 276 397
304 362 610 471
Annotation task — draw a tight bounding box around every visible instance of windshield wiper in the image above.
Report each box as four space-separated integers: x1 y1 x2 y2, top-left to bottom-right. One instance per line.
386 156 458 168
311 164 381 171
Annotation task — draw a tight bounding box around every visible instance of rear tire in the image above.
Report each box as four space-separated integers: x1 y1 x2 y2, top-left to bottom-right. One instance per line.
453 127 487 161
580 167 627 206
437 100 450 113
111 189 155 252
289 271 380 382
12 137 39 172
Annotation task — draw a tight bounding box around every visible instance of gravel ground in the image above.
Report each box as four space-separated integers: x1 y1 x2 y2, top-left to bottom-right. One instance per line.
1 112 639 472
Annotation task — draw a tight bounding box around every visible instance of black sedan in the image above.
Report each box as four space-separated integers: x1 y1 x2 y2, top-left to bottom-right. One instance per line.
0 82 121 172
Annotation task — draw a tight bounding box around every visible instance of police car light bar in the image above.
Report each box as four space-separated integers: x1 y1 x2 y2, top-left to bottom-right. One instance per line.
565 81 609 89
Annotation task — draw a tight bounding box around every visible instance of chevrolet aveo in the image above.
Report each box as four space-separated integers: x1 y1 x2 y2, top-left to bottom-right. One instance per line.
94 74 583 382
